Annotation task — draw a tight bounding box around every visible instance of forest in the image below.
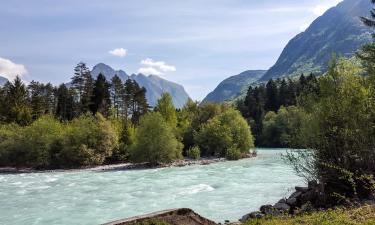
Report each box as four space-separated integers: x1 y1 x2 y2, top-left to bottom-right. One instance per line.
0 65 254 169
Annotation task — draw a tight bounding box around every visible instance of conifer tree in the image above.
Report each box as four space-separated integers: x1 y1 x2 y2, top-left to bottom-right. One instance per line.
90 73 111 116
56 84 75 121
111 75 124 118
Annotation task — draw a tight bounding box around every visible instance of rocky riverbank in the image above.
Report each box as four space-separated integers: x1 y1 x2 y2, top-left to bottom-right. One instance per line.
0 152 257 174
240 180 375 222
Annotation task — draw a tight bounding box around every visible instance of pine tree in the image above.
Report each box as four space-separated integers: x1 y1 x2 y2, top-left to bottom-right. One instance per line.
4 76 32 125
71 62 92 114
265 79 279 112
56 84 75 121
90 73 111 116
111 75 124 118
357 1 375 75
132 82 149 125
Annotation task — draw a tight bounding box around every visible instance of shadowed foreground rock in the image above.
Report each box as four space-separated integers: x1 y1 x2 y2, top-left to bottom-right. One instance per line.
101 208 218 225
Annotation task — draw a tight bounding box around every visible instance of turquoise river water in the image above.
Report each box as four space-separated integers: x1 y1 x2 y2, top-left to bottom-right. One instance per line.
0 149 304 225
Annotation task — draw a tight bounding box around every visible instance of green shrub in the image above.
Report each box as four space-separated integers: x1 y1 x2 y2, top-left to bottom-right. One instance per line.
226 147 241 160
130 112 183 165
195 108 254 158
53 113 118 168
187 146 201 159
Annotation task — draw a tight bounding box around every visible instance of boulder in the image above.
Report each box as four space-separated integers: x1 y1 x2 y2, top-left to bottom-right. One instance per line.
240 211 264 221
277 198 287 204
286 197 297 206
260 205 273 214
289 191 302 199
274 203 291 211
295 186 309 193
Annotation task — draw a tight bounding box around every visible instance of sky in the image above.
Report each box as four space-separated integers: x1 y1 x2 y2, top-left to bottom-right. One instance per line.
0 0 343 100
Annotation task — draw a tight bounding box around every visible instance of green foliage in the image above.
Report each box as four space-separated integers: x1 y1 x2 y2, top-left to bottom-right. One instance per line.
195 108 254 158
242 205 375 225
155 93 177 128
130 112 182 165
226 147 241 161
187 146 201 160
90 73 111 117
288 57 375 201
0 113 118 169
261 106 307 148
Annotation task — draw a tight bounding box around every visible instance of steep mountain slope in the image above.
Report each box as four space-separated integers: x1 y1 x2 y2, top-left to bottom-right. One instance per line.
131 74 190 108
91 63 129 81
261 0 372 81
202 70 266 103
91 63 189 108
0 76 8 86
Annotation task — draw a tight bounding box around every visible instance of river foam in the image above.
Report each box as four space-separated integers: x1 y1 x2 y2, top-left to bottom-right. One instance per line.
0 149 304 225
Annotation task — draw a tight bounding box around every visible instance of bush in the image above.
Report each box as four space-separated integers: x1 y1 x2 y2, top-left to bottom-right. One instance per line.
0 115 62 168
187 146 201 159
52 113 118 168
195 108 254 159
0 113 119 169
130 112 183 165
226 147 241 160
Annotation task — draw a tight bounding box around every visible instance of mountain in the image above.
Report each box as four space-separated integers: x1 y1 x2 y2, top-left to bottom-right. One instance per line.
260 0 372 81
202 70 266 103
91 63 190 108
0 76 8 86
91 63 129 81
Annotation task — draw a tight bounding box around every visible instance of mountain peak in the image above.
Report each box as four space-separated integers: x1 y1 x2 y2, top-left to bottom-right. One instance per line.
260 0 372 81
92 64 189 108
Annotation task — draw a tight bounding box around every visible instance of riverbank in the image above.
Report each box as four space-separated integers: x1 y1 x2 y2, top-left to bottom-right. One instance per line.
0 152 257 174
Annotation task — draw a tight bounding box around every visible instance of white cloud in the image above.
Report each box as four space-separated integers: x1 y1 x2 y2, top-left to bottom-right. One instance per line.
312 0 343 16
138 58 176 76
0 57 28 81
109 48 127 57
137 67 163 76
140 58 176 72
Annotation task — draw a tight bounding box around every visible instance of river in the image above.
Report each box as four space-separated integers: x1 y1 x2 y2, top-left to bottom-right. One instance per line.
0 149 304 225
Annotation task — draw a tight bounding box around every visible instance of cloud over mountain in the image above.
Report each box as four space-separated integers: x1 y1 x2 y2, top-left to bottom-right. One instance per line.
0 57 27 81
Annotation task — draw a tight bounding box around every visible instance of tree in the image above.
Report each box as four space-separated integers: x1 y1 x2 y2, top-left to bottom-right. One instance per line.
90 74 111 116
28 81 56 120
130 112 182 164
265 79 279 112
123 79 149 124
3 77 31 125
195 108 254 158
357 1 375 75
154 93 177 128
56 84 75 121
289 58 375 202
110 75 124 118
71 62 93 114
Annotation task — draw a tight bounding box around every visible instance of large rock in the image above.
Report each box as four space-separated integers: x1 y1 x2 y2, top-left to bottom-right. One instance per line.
286 197 297 206
274 203 291 212
101 208 217 225
240 211 264 221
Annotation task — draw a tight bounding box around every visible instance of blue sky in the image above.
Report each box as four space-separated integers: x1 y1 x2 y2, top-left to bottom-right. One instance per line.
0 0 342 100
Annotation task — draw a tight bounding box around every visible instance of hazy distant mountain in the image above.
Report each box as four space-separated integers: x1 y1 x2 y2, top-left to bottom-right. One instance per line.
91 63 190 108
202 70 266 103
91 63 129 81
0 76 8 86
261 0 372 81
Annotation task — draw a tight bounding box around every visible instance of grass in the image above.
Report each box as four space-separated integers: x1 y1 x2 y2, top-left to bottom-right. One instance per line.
242 205 375 225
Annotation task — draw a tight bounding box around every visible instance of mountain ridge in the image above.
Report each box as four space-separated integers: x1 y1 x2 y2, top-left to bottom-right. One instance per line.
91 63 189 108
202 70 266 103
260 0 372 81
